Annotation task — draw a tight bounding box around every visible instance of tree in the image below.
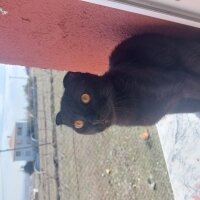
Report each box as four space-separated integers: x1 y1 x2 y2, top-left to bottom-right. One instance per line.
22 161 34 175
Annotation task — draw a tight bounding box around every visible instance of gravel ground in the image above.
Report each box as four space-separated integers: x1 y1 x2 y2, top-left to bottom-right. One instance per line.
32 68 174 200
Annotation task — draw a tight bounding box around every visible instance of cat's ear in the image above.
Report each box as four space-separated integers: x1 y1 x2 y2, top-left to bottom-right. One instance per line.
63 72 71 88
63 72 78 88
56 112 62 125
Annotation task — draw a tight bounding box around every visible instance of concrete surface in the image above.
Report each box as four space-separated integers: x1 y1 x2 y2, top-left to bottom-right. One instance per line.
157 114 200 200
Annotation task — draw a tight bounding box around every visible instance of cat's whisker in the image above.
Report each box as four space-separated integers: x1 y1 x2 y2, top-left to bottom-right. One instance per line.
90 119 111 126
114 106 133 115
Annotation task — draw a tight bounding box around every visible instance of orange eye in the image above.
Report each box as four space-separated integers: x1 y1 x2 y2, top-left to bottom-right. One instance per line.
81 93 91 104
74 120 84 129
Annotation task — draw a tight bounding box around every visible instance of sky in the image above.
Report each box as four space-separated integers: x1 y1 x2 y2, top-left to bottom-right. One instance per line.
0 64 29 200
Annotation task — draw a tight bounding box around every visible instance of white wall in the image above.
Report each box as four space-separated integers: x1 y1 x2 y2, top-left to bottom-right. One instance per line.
14 122 35 162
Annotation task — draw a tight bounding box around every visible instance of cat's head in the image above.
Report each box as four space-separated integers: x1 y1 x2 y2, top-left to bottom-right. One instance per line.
56 72 114 134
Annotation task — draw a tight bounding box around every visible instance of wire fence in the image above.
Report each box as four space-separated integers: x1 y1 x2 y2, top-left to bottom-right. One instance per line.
30 68 174 200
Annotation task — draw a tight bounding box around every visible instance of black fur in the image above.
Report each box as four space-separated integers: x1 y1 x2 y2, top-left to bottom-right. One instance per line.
56 34 200 134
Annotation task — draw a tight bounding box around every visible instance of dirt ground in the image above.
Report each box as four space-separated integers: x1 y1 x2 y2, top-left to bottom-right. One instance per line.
31 68 174 200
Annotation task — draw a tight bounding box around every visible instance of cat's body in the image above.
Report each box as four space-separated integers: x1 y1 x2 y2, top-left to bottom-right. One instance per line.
56 34 200 134
110 34 200 76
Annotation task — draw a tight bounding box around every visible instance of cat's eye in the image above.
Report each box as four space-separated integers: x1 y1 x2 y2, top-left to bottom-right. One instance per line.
81 93 91 104
74 120 84 129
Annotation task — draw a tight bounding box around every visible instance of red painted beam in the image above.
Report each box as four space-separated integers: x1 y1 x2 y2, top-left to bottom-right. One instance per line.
0 0 199 74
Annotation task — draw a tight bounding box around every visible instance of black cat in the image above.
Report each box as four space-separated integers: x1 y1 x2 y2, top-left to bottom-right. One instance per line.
56 34 200 134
